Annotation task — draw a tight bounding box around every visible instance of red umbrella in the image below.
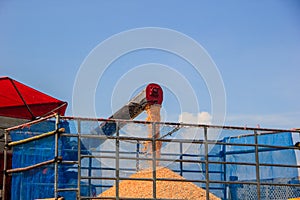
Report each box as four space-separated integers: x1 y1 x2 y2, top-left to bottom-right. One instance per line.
0 77 67 120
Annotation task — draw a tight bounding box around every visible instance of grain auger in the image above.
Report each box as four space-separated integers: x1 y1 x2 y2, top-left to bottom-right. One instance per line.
91 83 163 139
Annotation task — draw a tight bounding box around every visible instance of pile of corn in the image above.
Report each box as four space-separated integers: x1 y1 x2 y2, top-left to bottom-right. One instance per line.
97 167 220 200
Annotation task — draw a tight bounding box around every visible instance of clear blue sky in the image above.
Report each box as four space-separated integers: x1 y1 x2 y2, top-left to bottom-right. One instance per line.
1 1 300 129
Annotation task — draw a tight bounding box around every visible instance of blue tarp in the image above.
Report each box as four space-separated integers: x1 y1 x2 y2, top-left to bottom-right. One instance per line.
10 120 93 200
218 131 298 199
225 132 298 181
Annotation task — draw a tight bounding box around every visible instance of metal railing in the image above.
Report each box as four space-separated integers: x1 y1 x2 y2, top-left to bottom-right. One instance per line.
2 114 300 200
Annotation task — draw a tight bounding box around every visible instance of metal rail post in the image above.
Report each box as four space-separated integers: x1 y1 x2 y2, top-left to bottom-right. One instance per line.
222 143 227 200
152 122 157 200
88 158 92 196
179 142 183 176
115 122 120 200
136 142 140 172
2 129 8 199
54 114 60 199
204 126 210 200
254 130 261 199
77 119 81 200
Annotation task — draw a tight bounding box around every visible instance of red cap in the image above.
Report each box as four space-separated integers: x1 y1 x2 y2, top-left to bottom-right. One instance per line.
145 83 163 105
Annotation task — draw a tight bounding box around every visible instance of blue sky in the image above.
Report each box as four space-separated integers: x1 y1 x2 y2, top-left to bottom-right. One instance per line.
1 1 300 129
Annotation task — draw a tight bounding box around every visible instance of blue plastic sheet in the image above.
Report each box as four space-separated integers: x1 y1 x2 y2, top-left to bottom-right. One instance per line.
10 120 93 200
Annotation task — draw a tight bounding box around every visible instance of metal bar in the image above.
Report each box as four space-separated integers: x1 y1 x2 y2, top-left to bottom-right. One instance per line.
83 167 220 174
77 149 206 158
153 179 254 185
224 147 286 155
213 141 298 150
259 162 300 168
61 160 79 165
60 115 300 133
257 143 300 150
88 157 92 196
8 128 65 147
254 130 261 199
73 134 152 141
152 122 157 200
61 134 299 152
115 122 120 200
226 130 296 139
136 142 140 171
260 182 300 187
64 133 244 145
54 114 60 199
5 113 56 131
179 142 183 176
18 132 300 152
78 166 223 174
159 125 181 139
60 133 80 137
80 155 153 160
80 176 118 180
204 126 210 200
77 119 82 200
222 143 227 200
85 167 135 172
57 188 79 192
173 169 224 173
89 179 300 187
98 133 103 195
74 134 299 150
2 129 8 199
80 176 270 187
6 158 57 174
80 154 262 166
78 150 201 157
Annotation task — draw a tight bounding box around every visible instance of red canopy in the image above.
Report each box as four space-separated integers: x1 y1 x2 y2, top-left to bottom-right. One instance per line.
0 77 67 120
